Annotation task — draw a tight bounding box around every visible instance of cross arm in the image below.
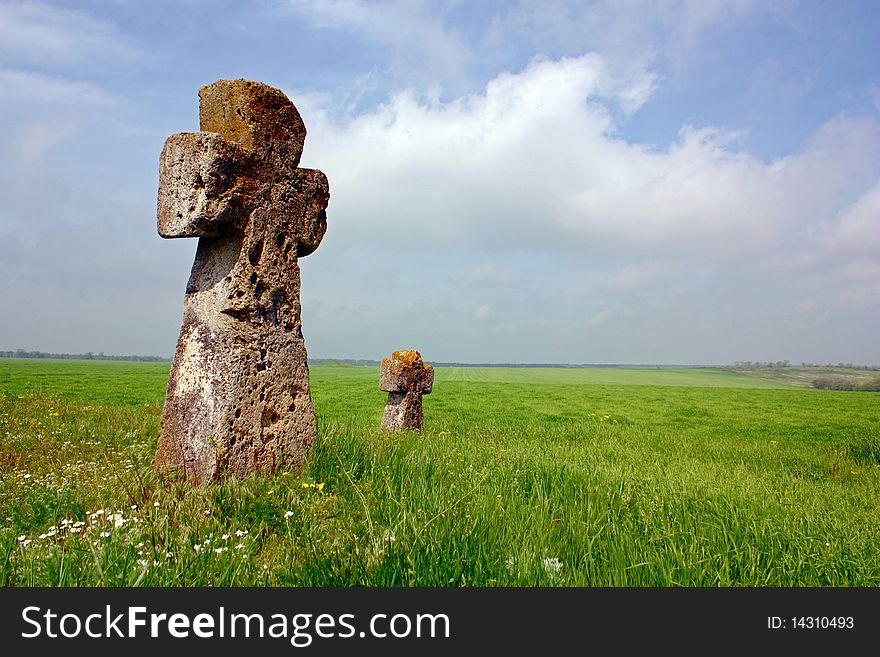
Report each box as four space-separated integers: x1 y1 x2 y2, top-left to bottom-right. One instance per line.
379 357 404 392
422 364 434 395
379 357 434 394
277 168 329 257
157 132 249 238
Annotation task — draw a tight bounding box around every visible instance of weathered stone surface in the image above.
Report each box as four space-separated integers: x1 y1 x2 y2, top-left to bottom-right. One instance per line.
154 79 329 485
379 350 433 432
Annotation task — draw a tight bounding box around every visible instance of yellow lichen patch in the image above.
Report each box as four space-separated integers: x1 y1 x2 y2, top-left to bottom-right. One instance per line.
392 350 423 367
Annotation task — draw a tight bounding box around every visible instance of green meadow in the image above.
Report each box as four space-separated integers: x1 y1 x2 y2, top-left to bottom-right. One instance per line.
1 358 879 586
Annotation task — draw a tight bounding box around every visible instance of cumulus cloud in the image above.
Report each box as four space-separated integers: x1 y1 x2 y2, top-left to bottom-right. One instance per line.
297 54 879 265
786 180 880 313
821 180 880 256
1 2 875 363
292 52 880 362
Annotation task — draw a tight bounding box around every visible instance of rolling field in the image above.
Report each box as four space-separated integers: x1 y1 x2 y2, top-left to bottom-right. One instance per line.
1 358 879 586
421 366 790 387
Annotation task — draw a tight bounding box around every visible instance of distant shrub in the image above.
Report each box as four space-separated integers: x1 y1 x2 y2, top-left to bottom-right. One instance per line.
812 377 880 392
812 376 853 390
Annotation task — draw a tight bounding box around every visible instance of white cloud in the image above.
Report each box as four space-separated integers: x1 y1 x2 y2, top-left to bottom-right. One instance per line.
790 180 880 313
821 180 880 256
475 304 493 320
598 264 663 292
297 54 879 266
0 69 117 104
588 310 609 325
13 117 79 164
487 0 777 77
284 0 471 86
464 263 523 286
292 52 880 363
0 2 874 364
0 1 137 66
283 0 760 100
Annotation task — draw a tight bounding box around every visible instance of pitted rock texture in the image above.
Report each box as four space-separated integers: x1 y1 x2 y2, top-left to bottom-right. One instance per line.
154 79 329 485
379 350 434 432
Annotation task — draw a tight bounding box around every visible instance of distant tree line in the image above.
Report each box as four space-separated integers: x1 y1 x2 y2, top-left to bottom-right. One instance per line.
800 363 880 370
733 361 879 371
812 377 880 392
733 360 792 368
0 349 170 362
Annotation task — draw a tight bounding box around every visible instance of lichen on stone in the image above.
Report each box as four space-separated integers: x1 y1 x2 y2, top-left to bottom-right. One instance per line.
379 350 433 432
154 79 329 485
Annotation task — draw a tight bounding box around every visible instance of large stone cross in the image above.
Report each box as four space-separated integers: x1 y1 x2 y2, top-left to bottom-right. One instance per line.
154 79 329 484
379 350 434 431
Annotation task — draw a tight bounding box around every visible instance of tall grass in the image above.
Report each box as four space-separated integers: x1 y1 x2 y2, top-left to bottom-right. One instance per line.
1 360 879 586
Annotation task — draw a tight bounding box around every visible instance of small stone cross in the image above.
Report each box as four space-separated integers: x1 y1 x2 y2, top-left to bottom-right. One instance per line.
154 79 329 484
379 350 434 432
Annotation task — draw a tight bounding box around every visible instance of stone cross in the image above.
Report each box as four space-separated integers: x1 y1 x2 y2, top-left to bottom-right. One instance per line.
153 79 329 484
379 350 434 431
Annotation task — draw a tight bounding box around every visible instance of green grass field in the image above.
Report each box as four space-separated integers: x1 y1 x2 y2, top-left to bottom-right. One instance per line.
2 358 879 586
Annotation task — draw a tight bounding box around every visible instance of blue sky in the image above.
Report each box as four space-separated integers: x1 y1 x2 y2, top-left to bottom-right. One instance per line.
1 0 879 364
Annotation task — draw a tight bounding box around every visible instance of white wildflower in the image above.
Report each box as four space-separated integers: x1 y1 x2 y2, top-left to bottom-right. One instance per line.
542 557 564 575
